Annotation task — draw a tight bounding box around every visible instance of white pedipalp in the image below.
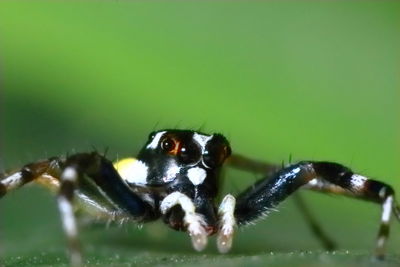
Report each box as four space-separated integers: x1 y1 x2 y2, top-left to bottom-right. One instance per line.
160 192 208 251
217 194 237 253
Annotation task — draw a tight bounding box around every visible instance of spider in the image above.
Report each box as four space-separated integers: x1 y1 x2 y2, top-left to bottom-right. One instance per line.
0 129 399 266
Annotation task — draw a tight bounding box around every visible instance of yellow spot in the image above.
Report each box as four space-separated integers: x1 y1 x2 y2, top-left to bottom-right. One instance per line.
113 157 137 179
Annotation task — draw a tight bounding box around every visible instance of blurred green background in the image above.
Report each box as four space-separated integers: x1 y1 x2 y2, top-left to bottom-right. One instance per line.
0 1 399 266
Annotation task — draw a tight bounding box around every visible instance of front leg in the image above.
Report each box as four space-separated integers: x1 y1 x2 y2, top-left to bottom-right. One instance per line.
160 192 208 251
227 154 336 250
234 161 400 259
57 152 157 265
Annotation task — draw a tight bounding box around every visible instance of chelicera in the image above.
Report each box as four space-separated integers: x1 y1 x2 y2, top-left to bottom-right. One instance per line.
1 129 399 266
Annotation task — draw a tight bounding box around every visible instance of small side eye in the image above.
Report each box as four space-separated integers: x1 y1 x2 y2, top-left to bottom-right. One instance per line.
161 137 177 152
203 142 231 168
148 131 156 140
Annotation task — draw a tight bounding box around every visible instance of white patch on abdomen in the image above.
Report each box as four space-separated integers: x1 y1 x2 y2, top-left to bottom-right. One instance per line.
187 167 207 185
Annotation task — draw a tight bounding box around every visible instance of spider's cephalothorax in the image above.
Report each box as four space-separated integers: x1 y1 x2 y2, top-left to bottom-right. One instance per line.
123 130 231 231
1 129 399 267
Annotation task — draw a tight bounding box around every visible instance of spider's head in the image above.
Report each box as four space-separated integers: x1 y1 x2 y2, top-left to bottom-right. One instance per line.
137 129 231 193
131 129 231 228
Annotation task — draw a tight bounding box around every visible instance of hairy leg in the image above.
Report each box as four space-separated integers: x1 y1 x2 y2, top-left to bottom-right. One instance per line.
233 161 399 259
227 154 336 250
1 152 157 266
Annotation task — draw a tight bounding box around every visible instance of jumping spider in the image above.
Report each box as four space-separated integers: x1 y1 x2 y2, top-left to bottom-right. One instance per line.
1 129 399 266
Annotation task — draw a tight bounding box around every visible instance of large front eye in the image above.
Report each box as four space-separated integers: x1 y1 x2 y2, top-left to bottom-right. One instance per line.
178 142 201 164
161 137 178 153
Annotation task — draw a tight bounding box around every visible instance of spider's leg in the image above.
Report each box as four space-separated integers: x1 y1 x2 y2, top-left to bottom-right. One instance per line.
0 159 83 265
233 161 397 259
301 171 400 259
227 154 336 250
1 153 157 266
0 158 83 266
160 192 208 251
63 153 156 220
56 152 158 265
0 158 62 198
57 166 81 267
226 154 279 174
292 193 336 250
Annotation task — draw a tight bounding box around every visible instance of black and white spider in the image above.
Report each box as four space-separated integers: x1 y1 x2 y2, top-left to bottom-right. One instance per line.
0 129 399 266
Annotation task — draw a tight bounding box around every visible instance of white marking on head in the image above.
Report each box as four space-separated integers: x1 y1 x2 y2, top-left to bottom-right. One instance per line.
187 167 207 185
121 160 148 185
163 164 180 183
146 131 166 149
193 133 212 151
351 174 367 189
193 133 215 169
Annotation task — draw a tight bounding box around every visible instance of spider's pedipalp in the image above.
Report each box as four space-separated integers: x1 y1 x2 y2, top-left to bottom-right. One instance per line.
217 194 236 253
160 192 208 251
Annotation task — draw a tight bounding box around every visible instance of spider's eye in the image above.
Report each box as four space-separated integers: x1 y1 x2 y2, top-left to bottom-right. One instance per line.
203 137 231 168
148 131 156 140
178 142 201 164
161 137 177 152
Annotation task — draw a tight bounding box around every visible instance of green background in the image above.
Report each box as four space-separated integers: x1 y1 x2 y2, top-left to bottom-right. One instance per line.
0 1 399 266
